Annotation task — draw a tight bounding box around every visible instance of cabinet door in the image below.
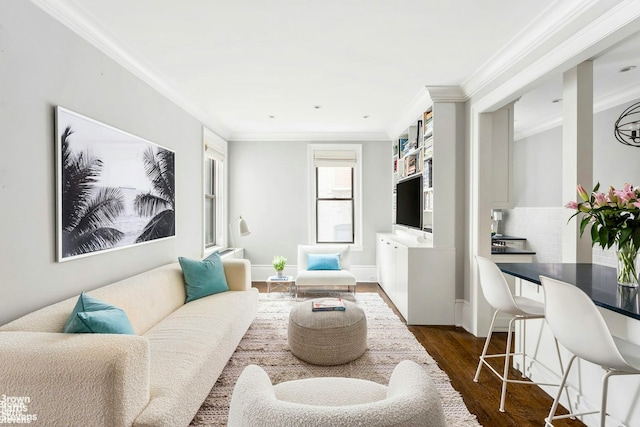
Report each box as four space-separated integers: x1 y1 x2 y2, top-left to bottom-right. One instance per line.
377 237 393 290
394 245 409 320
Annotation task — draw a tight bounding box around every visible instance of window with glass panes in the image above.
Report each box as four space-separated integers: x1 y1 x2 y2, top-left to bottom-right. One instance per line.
314 150 356 243
204 158 216 247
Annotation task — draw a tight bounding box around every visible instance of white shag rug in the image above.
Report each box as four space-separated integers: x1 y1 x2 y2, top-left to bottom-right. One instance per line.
190 292 480 426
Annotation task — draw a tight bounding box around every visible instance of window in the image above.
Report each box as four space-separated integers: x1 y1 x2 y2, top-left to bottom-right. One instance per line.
309 145 361 247
203 128 226 251
204 158 217 247
316 166 354 243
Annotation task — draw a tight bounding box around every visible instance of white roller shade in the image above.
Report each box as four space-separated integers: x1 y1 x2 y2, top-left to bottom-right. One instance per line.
313 150 356 167
205 143 225 162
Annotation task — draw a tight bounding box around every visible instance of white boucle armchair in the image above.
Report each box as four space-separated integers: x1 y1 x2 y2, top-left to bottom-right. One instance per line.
227 360 446 427
295 244 356 297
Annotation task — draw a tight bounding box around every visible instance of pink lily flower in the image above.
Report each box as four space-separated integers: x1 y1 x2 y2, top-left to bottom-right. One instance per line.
593 192 607 207
577 184 589 202
565 201 578 210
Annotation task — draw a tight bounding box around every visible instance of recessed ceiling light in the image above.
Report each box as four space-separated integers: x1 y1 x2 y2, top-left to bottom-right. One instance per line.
552 98 562 103
620 66 636 73
313 105 322 109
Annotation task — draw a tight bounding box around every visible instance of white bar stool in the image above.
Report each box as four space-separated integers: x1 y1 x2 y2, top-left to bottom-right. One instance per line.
541 276 640 427
474 256 568 412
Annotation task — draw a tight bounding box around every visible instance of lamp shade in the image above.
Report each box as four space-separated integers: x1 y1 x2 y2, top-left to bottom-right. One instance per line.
238 216 251 236
614 101 640 147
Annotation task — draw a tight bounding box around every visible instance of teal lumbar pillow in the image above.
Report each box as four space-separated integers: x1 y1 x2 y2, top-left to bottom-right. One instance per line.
64 292 135 334
307 253 341 270
179 251 229 303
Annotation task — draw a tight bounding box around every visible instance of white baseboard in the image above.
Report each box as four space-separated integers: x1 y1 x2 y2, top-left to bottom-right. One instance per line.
456 299 470 329
251 264 378 283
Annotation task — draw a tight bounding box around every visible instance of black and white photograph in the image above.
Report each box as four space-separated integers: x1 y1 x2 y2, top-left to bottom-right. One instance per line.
56 106 175 262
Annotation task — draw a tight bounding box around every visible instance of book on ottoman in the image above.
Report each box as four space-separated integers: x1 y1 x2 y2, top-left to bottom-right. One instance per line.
312 298 346 312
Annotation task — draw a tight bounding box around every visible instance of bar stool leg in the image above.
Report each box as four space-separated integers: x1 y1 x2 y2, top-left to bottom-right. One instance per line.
521 316 527 378
500 316 517 412
552 336 573 417
600 371 612 427
474 310 500 382
545 354 577 427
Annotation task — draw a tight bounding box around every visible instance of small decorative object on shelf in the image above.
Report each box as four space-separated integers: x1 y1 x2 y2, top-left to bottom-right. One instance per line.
566 182 640 287
311 298 346 312
272 255 287 278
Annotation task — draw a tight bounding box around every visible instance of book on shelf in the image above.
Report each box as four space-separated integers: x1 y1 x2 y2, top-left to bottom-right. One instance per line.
311 298 346 312
269 276 290 281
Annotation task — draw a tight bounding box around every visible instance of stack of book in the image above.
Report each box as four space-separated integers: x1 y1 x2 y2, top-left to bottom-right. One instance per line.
311 298 346 312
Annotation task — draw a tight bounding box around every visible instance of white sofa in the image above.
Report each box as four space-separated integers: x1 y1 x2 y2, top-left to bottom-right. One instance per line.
295 244 357 297
228 360 445 427
0 258 258 427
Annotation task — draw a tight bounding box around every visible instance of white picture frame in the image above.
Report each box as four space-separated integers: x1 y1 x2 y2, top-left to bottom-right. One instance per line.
55 106 176 262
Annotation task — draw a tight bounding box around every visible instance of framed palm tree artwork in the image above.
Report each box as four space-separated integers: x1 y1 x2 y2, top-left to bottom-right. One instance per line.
55 106 176 262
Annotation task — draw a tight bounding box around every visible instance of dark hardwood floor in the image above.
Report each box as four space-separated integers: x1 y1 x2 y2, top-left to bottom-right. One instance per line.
254 282 585 427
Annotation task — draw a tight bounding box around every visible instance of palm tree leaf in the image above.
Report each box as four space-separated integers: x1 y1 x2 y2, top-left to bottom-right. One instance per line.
134 192 171 217
135 210 175 242
142 147 175 207
61 128 104 230
68 187 124 240
65 227 125 256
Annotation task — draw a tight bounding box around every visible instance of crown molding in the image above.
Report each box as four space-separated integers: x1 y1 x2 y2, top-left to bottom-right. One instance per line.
30 0 232 140
228 131 391 142
461 0 602 100
425 86 466 103
472 0 640 115
387 87 432 140
514 84 640 140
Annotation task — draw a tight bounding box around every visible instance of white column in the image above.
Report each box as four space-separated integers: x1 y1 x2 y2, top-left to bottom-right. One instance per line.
562 61 593 263
469 110 494 337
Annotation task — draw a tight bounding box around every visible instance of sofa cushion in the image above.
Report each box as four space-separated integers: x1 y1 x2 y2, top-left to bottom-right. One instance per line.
307 253 341 270
295 270 356 287
135 288 258 427
64 292 135 334
179 252 229 303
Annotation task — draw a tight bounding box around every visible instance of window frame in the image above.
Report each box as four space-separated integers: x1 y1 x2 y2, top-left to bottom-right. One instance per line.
308 144 362 250
203 128 227 255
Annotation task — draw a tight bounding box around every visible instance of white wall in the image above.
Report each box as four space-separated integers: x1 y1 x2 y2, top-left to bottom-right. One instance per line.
228 139 392 280
503 98 640 263
0 2 206 325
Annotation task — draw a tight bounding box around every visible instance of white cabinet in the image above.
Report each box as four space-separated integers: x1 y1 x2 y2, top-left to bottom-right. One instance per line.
376 233 455 325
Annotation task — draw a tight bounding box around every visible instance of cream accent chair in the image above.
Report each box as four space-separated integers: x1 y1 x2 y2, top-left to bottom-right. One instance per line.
227 360 446 427
295 244 357 297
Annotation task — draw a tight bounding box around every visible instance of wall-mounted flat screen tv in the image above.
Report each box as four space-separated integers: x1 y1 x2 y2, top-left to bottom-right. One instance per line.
395 174 423 230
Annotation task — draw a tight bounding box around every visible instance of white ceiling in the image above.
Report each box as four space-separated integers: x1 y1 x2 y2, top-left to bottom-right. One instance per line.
33 0 640 141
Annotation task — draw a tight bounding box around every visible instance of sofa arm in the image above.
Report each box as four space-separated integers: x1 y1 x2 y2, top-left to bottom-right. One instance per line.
224 258 252 291
0 332 150 427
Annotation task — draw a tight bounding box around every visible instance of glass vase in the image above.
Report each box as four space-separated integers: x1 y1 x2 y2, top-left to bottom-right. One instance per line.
616 242 640 288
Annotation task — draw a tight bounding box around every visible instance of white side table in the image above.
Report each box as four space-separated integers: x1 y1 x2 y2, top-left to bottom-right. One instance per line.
266 275 295 295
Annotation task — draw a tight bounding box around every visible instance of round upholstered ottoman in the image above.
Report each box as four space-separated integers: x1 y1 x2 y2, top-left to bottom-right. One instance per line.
288 299 367 365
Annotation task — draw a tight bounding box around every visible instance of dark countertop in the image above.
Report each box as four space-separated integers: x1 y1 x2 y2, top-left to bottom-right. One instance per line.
492 235 526 241
491 246 536 255
496 263 640 320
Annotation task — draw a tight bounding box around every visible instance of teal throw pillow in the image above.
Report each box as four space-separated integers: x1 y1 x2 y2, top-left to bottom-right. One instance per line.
179 251 229 303
307 253 341 270
64 292 135 334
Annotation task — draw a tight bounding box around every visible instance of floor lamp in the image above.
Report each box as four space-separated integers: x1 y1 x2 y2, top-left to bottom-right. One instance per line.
229 216 251 248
